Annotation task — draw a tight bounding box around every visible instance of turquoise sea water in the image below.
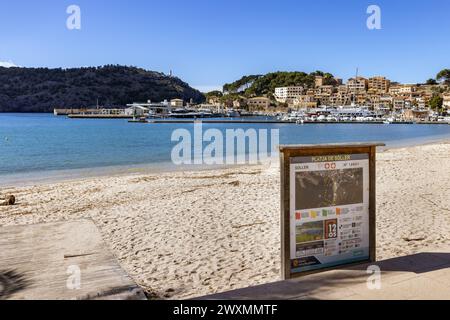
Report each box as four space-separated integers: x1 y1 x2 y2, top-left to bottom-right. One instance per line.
1 113 450 185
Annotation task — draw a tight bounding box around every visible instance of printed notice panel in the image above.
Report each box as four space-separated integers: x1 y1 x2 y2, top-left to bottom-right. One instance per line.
289 153 370 274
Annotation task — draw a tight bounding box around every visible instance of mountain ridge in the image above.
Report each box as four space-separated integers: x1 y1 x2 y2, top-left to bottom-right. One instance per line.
0 65 205 112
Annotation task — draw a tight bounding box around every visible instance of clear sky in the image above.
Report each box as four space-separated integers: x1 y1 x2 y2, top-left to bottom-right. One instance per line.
1 0 449 92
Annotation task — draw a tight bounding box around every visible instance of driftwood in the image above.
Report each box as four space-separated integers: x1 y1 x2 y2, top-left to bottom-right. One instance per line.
403 236 426 242
0 195 15 206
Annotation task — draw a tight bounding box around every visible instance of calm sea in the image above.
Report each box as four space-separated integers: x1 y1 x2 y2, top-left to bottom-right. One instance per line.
1 113 450 185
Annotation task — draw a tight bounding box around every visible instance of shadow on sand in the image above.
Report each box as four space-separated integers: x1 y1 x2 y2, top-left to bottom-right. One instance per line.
0 269 31 300
198 252 450 300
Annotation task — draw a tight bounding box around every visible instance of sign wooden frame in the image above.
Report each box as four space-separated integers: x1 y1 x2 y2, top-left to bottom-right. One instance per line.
280 142 385 280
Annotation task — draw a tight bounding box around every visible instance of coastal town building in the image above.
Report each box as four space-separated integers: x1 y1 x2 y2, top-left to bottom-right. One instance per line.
405 99 413 109
247 97 271 111
399 84 417 95
389 85 402 95
329 92 352 106
393 97 406 110
354 93 368 106
203 73 449 118
347 77 368 93
416 97 427 109
170 99 184 107
292 95 318 109
337 85 349 94
124 105 149 116
313 85 335 106
274 86 304 103
126 100 171 114
368 76 391 93
315 85 335 95
373 95 392 114
314 76 324 88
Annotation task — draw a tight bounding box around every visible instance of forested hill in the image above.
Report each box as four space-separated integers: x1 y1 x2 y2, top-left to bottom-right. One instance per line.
0 65 205 112
223 71 337 96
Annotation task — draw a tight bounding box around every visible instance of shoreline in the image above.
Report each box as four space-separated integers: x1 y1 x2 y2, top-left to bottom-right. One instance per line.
0 141 449 299
379 135 450 151
1 135 449 188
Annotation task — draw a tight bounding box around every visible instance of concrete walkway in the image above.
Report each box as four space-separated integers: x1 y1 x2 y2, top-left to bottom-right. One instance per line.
201 246 450 300
0 220 146 300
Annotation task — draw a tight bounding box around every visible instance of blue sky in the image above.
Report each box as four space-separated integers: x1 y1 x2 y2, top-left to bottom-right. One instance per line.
1 0 449 91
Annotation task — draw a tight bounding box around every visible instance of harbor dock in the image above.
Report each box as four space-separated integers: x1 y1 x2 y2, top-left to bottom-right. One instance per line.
55 107 450 124
68 114 134 119
128 119 449 125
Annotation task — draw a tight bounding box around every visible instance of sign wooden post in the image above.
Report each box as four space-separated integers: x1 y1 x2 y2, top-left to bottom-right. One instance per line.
280 143 385 280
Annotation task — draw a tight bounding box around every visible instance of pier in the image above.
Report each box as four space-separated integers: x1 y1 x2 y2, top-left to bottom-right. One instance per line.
68 114 134 119
54 108 98 116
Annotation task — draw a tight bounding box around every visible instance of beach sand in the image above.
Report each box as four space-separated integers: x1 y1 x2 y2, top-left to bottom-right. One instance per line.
0 142 449 299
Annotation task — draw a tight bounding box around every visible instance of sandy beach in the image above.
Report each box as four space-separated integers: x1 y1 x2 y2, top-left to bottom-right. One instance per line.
0 141 449 299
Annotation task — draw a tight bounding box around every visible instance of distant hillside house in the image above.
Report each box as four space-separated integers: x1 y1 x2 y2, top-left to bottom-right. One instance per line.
292 95 318 109
389 85 402 95
314 76 324 88
399 84 417 94
170 99 184 107
368 76 391 94
247 97 271 111
347 77 368 93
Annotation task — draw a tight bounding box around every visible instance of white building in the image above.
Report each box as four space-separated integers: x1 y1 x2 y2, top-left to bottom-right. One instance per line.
274 86 304 103
125 105 149 116
126 100 171 115
399 85 417 94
